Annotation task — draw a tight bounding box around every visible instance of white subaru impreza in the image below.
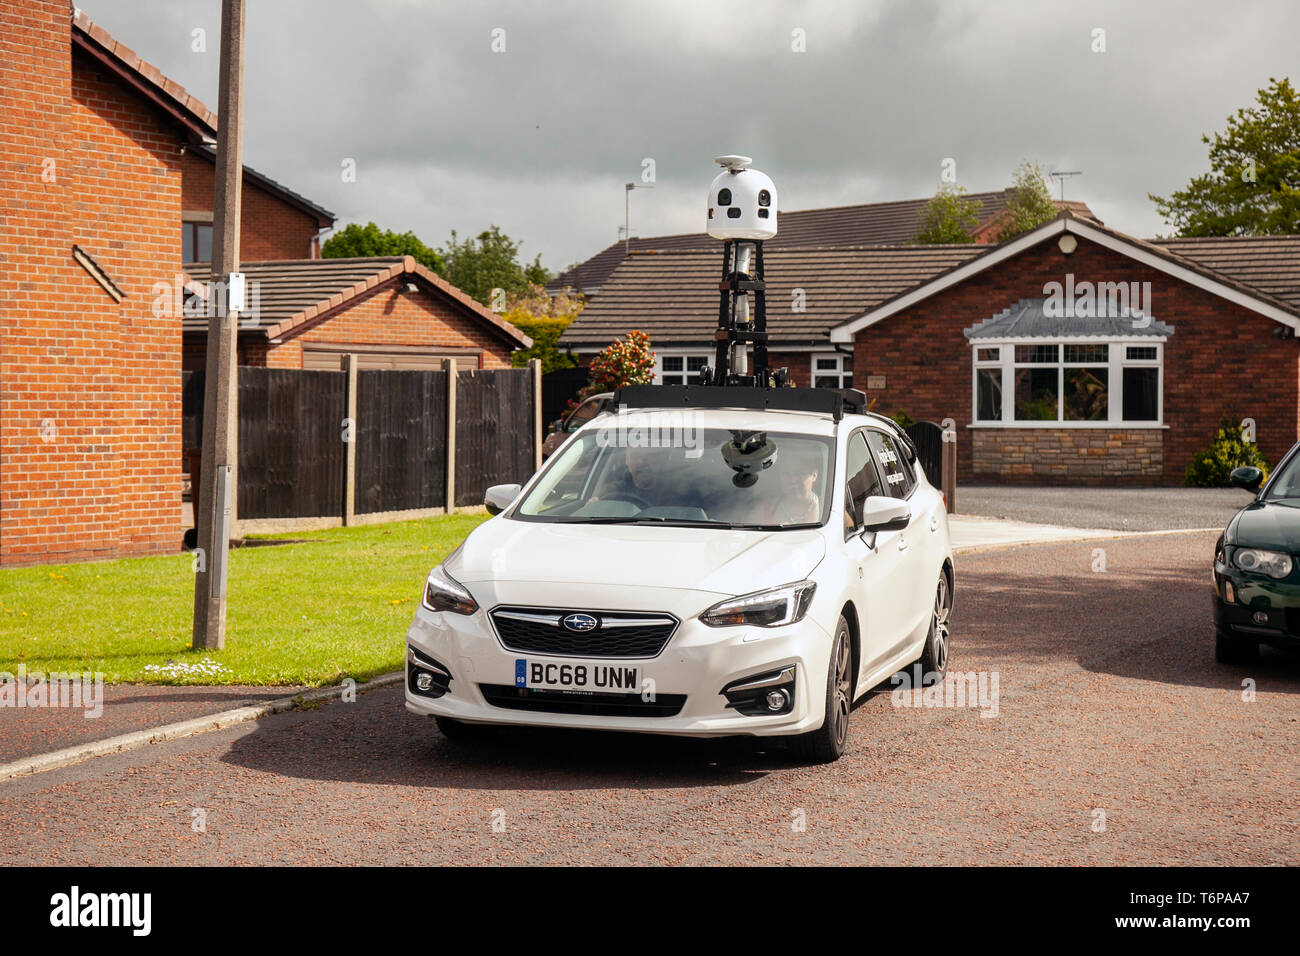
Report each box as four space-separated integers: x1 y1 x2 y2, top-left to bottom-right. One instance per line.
404 387 953 763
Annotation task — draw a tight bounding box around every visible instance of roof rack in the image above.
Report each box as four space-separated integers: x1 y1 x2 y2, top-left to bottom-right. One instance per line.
612 384 868 422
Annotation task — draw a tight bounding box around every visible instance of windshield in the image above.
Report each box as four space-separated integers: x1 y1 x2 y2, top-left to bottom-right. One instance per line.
1265 450 1300 500
513 426 836 529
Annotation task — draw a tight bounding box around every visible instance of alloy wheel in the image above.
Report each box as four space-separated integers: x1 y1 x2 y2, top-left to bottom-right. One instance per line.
932 573 951 673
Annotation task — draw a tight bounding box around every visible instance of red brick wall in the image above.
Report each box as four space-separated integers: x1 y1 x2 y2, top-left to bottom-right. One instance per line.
0 5 183 565
181 150 322 261
852 233 1300 484
263 283 514 368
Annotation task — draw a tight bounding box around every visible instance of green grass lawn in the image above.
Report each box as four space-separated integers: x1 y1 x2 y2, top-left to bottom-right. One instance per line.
0 514 489 686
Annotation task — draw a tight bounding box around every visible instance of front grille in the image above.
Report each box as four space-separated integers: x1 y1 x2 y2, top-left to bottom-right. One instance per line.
479 684 686 718
490 607 678 658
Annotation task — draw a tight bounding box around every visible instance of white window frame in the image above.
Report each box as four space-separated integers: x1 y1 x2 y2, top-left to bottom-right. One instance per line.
654 349 713 385
812 352 854 389
969 337 1164 428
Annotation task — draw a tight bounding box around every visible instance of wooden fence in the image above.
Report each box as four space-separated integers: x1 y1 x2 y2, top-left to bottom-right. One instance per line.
183 359 541 526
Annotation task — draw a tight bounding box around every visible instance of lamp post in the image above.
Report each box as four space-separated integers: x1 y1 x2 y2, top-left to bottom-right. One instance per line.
624 181 652 256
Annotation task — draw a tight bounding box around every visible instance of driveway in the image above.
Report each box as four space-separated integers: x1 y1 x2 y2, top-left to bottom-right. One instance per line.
957 485 1249 532
1 531 1295 866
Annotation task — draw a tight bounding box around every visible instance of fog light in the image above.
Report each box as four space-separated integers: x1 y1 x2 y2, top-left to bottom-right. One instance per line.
1252 610 1269 625
765 689 788 712
1225 581 1236 603
415 671 435 692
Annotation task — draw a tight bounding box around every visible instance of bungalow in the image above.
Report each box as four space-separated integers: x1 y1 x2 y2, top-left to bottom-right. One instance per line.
560 212 1300 484
831 211 1300 484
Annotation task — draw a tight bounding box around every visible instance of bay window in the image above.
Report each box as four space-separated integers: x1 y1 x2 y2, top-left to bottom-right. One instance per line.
971 339 1164 426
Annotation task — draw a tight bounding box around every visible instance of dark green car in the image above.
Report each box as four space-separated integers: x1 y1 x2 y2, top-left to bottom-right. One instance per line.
1213 444 1300 662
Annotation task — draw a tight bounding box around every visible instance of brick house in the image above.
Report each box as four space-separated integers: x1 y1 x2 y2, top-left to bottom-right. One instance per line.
558 245 982 390
562 211 1300 485
181 256 531 372
830 212 1300 484
182 145 336 262
555 192 1093 390
0 2 217 566
0 4 528 565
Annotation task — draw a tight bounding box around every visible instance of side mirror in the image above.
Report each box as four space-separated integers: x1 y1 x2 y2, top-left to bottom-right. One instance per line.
484 483 522 516
861 495 910 532
1230 466 1264 493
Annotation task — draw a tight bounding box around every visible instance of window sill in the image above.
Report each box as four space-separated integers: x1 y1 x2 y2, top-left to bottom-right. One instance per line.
967 422 1168 430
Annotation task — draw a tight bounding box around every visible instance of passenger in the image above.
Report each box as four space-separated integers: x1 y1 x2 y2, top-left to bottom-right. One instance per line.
764 447 822 525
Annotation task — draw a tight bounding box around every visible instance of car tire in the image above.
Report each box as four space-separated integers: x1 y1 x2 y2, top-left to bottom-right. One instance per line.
790 615 852 764
1214 628 1258 664
435 716 492 740
915 567 952 686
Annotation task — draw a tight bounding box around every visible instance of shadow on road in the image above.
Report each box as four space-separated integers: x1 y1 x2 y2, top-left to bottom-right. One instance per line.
218 690 821 790
954 540 1300 693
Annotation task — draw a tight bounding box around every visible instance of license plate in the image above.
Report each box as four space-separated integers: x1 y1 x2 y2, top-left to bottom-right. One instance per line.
515 659 641 692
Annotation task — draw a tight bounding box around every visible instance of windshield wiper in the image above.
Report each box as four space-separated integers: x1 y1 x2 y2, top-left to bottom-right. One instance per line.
551 516 768 529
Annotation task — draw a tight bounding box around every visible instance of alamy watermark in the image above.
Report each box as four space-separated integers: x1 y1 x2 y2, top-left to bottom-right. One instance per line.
890 666 1000 718
594 406 704 457
0 664 104 718
151 274 261 328
1043 274 1152 328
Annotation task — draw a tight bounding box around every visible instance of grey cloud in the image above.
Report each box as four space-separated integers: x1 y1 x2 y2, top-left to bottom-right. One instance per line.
82 0 1299 268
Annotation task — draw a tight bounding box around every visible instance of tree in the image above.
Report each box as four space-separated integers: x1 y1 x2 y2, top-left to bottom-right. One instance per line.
1151 77 1300 236
573 330 655 406
439 225 533 306
524 254 551 287
914 184 983 243
321 221 444 273
505 284 584 373
995 161 1058 241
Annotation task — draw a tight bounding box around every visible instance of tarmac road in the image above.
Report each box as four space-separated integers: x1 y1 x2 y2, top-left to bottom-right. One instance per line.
1 530 1296 866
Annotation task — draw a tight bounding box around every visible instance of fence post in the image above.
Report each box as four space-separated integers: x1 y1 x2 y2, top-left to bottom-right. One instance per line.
529 358 543 472
444 358 457 514
942 425 957 514
342 353 358 525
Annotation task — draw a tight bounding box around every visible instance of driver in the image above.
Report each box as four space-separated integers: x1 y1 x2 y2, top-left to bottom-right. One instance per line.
597 445 670 508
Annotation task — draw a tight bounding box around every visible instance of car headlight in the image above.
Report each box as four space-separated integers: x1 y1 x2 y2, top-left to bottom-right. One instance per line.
422 565 479 614
700 581 817 628
1232 548 1293 580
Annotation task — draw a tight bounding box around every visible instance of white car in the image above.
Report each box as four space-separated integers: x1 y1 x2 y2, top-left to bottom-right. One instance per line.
404 388 953 763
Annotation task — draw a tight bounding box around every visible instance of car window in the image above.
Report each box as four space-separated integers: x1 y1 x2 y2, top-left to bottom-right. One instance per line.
843 431 884 530
865 429 914 499
566 396 605 431
1264 448 1300 499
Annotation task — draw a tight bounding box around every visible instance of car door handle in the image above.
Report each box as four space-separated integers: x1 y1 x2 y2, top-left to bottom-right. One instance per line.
898 536 908 552
929 516 939 533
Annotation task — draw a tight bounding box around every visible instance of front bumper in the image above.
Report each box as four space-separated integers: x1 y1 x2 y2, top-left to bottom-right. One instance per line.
1213 563 1300 649
403 592 836 738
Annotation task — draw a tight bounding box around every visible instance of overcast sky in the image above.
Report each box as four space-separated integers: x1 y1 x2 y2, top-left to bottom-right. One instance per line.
82 0 1299 272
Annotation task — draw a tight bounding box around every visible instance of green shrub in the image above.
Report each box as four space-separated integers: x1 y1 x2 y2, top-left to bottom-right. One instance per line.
1184 417 1270 487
